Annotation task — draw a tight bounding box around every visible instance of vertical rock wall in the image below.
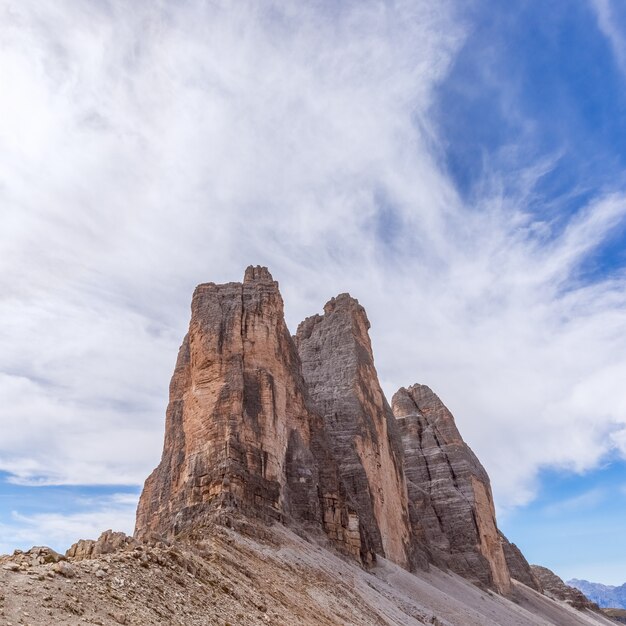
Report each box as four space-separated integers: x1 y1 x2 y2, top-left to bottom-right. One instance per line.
295 295 413 568
392 384 511 594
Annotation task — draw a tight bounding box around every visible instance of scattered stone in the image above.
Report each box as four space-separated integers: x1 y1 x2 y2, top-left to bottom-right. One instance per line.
3 563 19 572
109 611 127 625
53 561 76 578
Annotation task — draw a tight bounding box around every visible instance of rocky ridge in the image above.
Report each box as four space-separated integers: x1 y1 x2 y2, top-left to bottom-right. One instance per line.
569 579 626 610
532 565 601 611
0 524 617 626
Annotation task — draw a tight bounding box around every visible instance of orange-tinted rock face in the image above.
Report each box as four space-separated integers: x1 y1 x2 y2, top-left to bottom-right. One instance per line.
392 384 511 594
295 295 413 568
135 267 372 563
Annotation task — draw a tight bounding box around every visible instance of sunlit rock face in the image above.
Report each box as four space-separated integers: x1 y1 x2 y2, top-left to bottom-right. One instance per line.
135 267 372 562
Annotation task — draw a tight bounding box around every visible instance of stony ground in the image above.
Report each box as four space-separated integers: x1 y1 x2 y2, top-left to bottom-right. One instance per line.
0 522 620 626
603 609 626 624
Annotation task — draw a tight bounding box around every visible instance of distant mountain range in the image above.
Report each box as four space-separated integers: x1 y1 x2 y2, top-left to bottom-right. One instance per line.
568 579 626 609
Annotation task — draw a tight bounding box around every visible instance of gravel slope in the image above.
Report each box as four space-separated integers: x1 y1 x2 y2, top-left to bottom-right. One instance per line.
0 522 618 626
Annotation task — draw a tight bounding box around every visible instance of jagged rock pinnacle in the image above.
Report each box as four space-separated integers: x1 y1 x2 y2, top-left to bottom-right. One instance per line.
136 267 373 563
243 265 275 284
392 384 511 593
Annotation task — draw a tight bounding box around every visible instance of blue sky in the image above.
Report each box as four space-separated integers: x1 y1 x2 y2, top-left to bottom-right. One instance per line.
500 459 626 585
438 2 626 204
1 0 626 586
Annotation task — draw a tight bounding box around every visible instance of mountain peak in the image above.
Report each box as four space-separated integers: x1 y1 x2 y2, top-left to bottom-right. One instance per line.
243 265 275 284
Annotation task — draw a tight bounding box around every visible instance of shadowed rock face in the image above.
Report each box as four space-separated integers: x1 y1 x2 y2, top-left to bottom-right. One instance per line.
500 532 541 591
531 565 600 611
135 267 372 563
295 294 414 568
392 384 511 594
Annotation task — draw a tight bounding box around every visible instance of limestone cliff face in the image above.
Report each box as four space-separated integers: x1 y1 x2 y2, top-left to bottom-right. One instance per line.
135 267 371 562
392 384 511 594
295 295 413 569
136 266 529 596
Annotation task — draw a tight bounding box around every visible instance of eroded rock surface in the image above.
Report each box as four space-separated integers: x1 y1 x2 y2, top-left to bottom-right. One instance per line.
136 268 520 592
1 266 611 625
392 384 511 594
531 565 600 611
133 265 587 602
0 523 613 626
67 530 138 560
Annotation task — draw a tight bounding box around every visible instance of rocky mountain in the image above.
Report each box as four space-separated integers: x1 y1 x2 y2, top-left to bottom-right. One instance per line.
136 267 533 594
0 266 618 625
295 294 413 569
392 384 512 593
136 266 371 562
569 579 626 609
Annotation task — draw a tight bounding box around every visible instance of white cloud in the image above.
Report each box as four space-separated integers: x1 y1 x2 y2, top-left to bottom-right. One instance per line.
590 0 626 76
0 0 626 528
612 429 626 457
0 493 137 555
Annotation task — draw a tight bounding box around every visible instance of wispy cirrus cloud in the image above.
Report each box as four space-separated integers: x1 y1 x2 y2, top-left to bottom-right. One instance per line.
590 0 626 76
0 0 464 488
1 0 626 530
